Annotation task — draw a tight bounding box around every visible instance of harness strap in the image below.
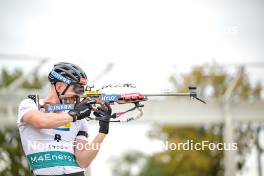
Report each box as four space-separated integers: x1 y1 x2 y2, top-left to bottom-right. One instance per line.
35 171 84 176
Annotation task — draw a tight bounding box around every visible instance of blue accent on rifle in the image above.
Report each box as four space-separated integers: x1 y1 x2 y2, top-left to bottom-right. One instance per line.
100 94 118 102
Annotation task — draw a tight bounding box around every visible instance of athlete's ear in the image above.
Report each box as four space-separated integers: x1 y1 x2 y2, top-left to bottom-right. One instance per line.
55 82 66 93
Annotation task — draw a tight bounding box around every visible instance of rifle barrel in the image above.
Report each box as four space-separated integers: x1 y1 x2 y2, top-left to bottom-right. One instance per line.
143 93 191 97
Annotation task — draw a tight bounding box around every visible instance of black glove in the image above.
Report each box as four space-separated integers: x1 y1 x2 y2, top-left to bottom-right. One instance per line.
68 100 93 122
93 105 112 134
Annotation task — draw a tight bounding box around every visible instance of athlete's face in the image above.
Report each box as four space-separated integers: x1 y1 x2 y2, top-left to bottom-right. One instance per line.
65 85 80 95
63 84 82 104
54 83 82 104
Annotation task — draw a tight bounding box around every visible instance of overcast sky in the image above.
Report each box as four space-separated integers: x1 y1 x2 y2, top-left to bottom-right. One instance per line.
0 0 264 92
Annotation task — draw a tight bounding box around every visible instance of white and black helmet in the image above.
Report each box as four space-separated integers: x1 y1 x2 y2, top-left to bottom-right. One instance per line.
48 62 87 103
48 62 87 85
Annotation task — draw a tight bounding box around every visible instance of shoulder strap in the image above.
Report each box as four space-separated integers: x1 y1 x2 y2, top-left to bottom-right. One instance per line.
27 94 40 110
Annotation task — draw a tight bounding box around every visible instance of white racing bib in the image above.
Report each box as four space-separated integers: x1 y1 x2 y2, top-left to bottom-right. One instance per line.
17 98 89 175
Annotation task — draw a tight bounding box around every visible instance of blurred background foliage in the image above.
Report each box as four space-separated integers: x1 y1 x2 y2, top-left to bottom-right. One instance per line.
0 63 262 176
111 63 262 176
0 67 45 175
0 127 31 176
170 63 262 100
0 67 46 89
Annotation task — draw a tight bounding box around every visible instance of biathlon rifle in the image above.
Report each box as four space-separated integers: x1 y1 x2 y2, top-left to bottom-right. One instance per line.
59 84 206 123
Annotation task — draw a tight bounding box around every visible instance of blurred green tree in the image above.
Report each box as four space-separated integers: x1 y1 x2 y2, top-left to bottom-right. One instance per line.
111 63 262 176
0 68 47 175
0 128 32 176
0 67 46 89
0 68 22 88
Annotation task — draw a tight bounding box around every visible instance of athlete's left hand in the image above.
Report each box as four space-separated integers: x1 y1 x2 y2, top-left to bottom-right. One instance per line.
93 105 112 134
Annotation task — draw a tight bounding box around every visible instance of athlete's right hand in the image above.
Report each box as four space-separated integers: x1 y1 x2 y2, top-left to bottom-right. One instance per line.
68 100 93 122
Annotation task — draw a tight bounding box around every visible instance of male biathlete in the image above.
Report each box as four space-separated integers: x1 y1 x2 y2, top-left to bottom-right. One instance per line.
17 62 111 176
